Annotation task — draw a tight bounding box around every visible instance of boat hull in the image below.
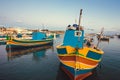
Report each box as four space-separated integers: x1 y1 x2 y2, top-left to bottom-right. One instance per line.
56 10 104 80
6 39 53 50
60 63 92 80
57 45 104 80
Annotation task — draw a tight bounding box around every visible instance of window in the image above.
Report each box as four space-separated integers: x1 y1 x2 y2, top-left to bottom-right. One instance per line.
75 31 82 37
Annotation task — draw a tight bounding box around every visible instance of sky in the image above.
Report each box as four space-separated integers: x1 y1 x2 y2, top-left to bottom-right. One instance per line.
0 0 120 32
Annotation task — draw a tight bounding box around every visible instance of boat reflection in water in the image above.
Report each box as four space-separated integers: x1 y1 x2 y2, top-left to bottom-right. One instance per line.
32 48 48 61
56 63 70 80
6 45 53 61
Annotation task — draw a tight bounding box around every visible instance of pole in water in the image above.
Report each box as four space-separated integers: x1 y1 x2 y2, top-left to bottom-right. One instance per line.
96 27 104 48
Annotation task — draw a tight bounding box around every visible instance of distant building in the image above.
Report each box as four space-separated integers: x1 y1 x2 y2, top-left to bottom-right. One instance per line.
0 26 6 31
0 26 6 35
6 27 32 34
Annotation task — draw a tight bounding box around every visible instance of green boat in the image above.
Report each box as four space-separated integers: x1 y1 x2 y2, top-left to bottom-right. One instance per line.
6 32 53 50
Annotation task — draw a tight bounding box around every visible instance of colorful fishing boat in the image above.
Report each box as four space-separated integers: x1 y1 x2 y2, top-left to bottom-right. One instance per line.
6 32 53 50
56 9 104 80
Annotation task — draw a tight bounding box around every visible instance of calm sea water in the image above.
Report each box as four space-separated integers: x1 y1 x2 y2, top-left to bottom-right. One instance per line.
0 36 120 80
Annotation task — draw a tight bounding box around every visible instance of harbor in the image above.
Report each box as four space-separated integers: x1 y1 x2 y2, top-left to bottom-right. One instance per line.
0 11 120 80
0 12 120 80
0 0 120 80
0 34 120 80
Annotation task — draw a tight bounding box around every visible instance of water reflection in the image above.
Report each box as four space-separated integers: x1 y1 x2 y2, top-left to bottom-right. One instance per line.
56 63 70 80
84 68 100 80
33 49 47 61
6 45 53 61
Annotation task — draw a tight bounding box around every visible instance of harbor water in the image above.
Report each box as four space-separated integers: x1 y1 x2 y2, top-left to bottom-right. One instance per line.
0 36 120 80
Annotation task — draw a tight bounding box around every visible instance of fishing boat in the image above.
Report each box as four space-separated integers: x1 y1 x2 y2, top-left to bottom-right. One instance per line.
0 35 7 45
6 31 53 50
56 9 104 80
96 33 109 41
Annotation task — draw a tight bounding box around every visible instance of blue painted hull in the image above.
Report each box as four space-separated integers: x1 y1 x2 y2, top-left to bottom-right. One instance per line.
60 63 93 80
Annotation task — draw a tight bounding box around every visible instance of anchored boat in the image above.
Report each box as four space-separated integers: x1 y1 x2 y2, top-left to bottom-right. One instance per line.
96 33 109 41
6 31 53 50
56 9 104 80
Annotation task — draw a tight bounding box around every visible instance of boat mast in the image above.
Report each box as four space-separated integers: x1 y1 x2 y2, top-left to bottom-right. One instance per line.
78 9 83 42
78 9 83 31
75 9 83 73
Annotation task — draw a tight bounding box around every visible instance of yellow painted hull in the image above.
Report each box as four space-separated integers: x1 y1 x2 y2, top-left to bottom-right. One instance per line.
57 45 104 70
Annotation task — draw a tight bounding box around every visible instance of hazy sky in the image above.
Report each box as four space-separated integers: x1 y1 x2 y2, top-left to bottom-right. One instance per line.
0 0 120 31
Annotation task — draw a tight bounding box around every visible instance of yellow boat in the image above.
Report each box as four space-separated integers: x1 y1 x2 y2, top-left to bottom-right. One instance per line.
56 9 104 80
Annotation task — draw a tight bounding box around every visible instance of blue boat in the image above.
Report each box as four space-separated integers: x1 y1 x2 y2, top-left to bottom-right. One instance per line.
56 9 104 80
6 31 53 50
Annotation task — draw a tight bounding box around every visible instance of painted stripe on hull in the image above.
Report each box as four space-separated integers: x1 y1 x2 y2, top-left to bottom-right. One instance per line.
61 63 92 80
6 41 53 50
12 39 52 43
87 51 102 60
62 63 92 76
57 46 103 61
58 56 98 66
57 46 104 56
57 46 76 54
57 48 67 54
75 72 92 80
61 60 98 70
7 40 52 45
